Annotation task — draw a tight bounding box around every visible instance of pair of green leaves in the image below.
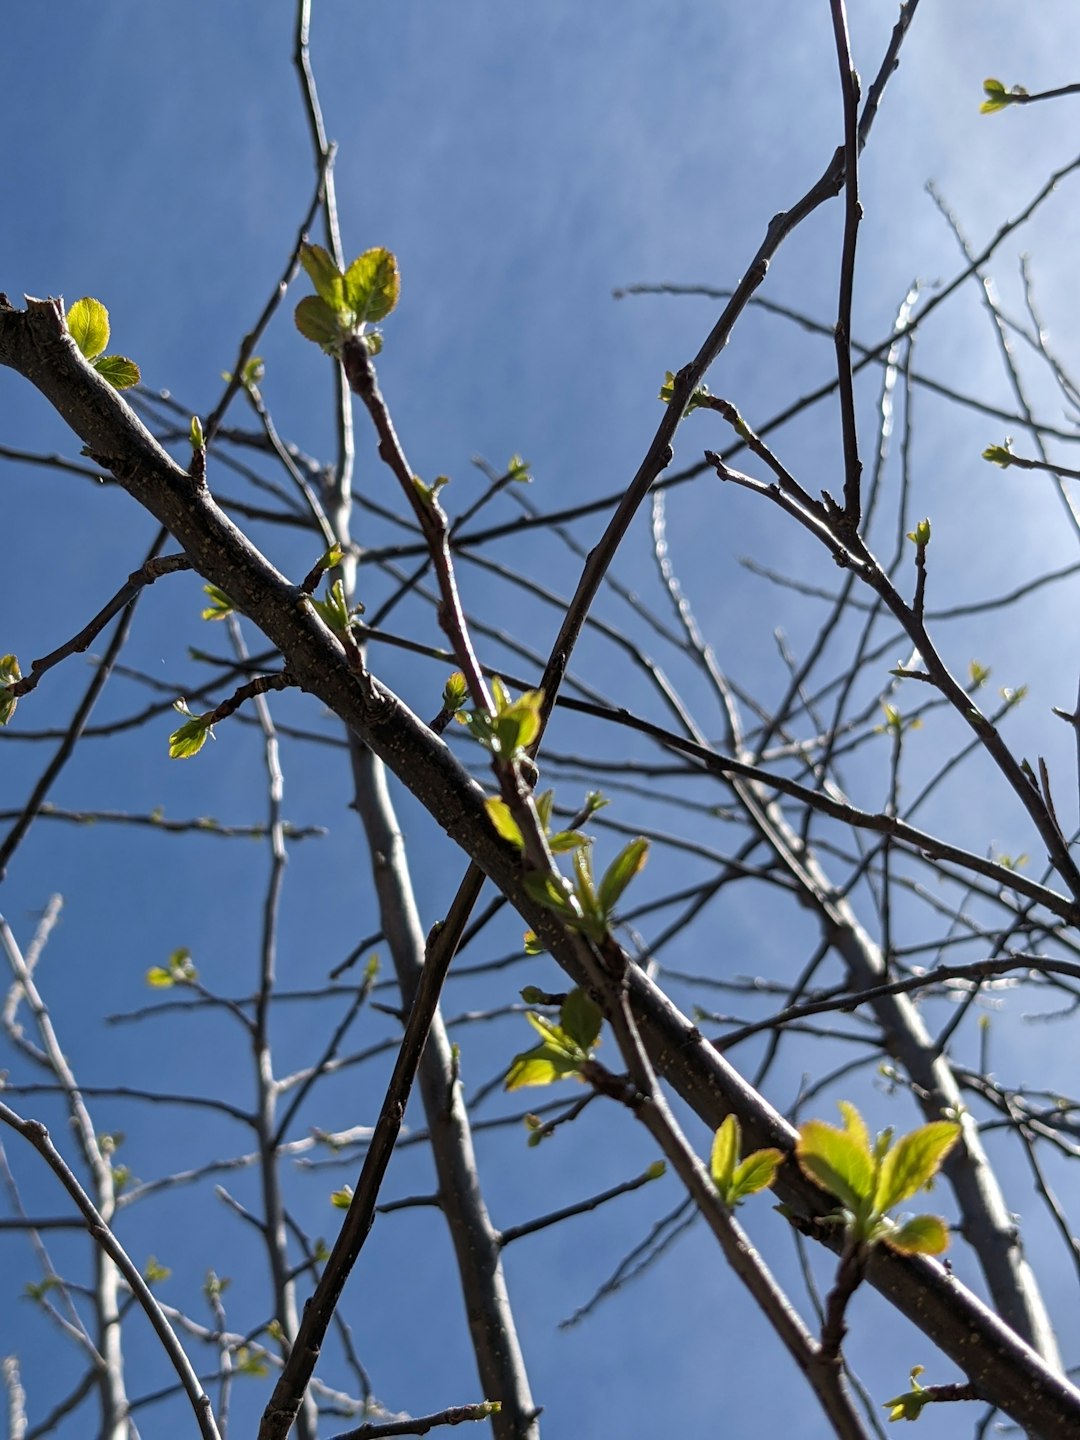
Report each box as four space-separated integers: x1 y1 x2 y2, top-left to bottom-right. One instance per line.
66 297 140 389
709 1115 784 1207
505 988 603 1092
146 947 199 989
796 1102 960 1255
294 243 400 355
980 78 1028 114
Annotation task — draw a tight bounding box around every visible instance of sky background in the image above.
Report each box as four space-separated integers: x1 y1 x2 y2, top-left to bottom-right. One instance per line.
4 3 1080 1438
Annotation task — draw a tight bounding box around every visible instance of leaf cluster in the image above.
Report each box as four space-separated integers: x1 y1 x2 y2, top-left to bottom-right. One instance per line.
505 987 603 1094
65 297 140 389
796 1102 960 1255
709 1115 784 1207
294 243 399 355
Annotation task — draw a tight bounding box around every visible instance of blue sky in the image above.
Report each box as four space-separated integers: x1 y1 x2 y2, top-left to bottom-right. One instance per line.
4 4 1080 1438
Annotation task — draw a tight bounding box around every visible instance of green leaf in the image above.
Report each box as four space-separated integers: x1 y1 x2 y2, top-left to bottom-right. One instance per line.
873 1121 960 1213
980 78 1027 114
560 988 602 1051
66 297 110 360
295 294 344 350
523 930 545 955
836 1100 871 1155
710 1115 740 1196
597 837 649 917
343 247 400 323
331 1185 354 1209
547 829 587 853
0 653 22 726
730 1147 785 1202
201 584 234 621
143 1256 171 1285
883 1368 928 1423
982 442 1013 466
796 1116 875 1213
93 354 141 390
169 701 213 759
442 670 468 715
885 1213 951 1256
189 415 204 448
145 966 174 988
299 243 345 308
905 518 931 547
485 796 525 849
507 453 532 483
505 1041 585 1091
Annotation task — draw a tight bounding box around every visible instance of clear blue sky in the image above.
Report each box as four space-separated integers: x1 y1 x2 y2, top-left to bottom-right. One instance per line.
3 4 1080 1437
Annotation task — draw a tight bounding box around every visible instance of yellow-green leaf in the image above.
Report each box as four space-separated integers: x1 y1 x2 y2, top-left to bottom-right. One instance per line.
873 1122 960 1214
168 716 212 760
201 584 234 621
295 294 343 349
796 1118 875 1211
885 1213 951 1255
710 1115 740 1196
485 796 525 850
597 837 649 916
731 1147 785 1201
300 243 345 308
93 354 140 390
67 297 110 360
505 1042 585 1091
344 247 400 323
0 653 21 726
560 988 602 1052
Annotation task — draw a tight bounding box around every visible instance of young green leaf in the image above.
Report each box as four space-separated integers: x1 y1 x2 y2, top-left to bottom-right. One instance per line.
67 297 110 360
883 1368 928 1423
300 243 345 309
330 1185 354 1209
343 247 401 323
982 442 1013 466
505 1037 585 1091
485 796 525 850
796 1115 875 1213
710 1114 740 1196
168 701 213 760
885 1214 951 1256
711 1115 784 1205
873 1121 960 1214
0 653 22 726
560 988 602 1052
294 294 343 350
730 1147 785 1203
597 837 649 917
201 584 234 622
93 354 141 389
442 671 468 715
